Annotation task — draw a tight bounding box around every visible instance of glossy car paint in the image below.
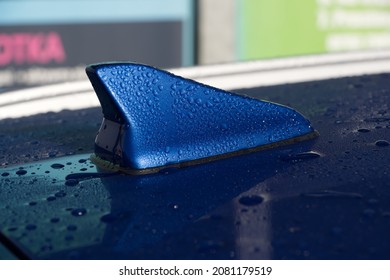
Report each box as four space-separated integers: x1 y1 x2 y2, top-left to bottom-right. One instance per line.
1 68 389 259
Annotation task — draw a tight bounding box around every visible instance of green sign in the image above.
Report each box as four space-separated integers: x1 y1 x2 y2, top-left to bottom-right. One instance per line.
238 0 390 60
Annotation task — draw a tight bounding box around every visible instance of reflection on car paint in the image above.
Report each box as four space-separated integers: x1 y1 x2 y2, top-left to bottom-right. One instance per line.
0 135 317 259
1 73 390 259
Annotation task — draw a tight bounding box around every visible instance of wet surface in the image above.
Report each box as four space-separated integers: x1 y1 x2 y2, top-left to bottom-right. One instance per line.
88 63 315 170
0 73 390 259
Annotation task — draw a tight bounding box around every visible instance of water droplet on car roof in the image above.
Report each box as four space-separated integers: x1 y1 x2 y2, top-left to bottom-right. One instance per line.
71 208 87 217
238 195 264 206
281 151 321 163
15 169 27 175
50 163 65 169
375 140 389 147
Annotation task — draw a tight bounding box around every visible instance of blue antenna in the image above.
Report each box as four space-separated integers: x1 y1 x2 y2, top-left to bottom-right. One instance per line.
86 63 318 174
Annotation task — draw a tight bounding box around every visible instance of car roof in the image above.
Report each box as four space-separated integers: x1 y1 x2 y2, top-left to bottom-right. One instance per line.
1 51 390 259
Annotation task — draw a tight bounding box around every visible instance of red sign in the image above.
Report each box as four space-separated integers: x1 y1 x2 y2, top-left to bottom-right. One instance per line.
0 32 66 66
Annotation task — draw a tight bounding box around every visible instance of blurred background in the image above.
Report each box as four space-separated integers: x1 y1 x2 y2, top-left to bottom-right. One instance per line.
1 0 390 91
